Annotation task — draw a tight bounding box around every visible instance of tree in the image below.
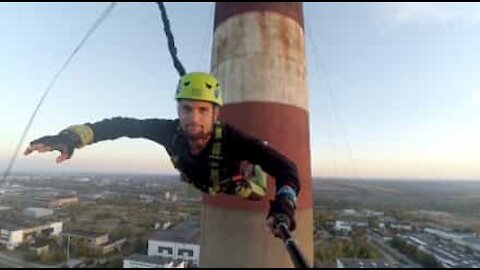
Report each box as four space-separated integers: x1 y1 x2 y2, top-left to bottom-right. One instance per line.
390 237 441 268
23 252 39 262
315 236 378 264
415 250 442 268
71 239 94 258
106 258 123 268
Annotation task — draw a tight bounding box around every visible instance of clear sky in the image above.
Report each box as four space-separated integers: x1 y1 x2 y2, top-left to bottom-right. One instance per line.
1 3 479 180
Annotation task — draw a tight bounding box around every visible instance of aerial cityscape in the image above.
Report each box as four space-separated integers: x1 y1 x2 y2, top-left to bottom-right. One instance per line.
0 174 479 268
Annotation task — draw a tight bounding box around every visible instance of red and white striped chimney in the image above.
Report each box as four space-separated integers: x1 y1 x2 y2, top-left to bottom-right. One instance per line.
200 3 313 267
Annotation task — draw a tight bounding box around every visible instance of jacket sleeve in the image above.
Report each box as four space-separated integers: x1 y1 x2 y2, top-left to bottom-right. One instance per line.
84 117 176 147
226 124 300 196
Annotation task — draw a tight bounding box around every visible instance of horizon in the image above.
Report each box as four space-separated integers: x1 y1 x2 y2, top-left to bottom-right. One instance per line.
5 169 480 183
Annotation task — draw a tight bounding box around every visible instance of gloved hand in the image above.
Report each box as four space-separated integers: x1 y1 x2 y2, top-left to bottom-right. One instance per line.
24 130 81 163
266 186 297 237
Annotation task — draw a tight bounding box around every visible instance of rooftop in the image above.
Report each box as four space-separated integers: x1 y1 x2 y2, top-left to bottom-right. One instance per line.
126 254 185 266
151 219 201 244
0 217 59 231
62 230 107 239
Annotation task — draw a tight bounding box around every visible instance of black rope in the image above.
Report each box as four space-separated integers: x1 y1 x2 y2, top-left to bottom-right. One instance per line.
1 3 117 184
156 2 187 76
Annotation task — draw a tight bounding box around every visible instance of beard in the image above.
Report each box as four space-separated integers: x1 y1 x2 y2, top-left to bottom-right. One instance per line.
183 125 210 142
185 131 204 141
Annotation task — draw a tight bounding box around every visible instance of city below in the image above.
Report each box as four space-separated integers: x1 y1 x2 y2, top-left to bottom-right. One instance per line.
0 173 479 268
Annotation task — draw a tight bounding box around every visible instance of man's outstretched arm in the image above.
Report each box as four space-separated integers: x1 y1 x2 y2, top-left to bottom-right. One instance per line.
25 117 176 162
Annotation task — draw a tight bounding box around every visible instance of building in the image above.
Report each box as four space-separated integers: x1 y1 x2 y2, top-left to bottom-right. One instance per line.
402 231 480 268
409 235 428 247
341 209 384 217
336 259 402 268
148 219 200 267
424 227 480 252
62 230 125 256
29 242 50 256
424 227 473 241
23 207 53 219
123 254 186 268
27 193 79 209
63 230 108 246
50 194 79 208
334 221 352 234
0 220 62 250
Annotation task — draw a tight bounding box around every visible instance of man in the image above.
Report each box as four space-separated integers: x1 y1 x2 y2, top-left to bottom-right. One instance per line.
24 72 299 236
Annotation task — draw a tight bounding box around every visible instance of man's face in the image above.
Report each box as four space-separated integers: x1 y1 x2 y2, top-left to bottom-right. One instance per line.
178 100 219 141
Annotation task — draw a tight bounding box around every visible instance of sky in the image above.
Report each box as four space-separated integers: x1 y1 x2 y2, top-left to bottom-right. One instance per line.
0 3 479 180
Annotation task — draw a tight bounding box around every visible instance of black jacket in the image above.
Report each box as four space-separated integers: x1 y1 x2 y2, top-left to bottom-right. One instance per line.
86 117 300 196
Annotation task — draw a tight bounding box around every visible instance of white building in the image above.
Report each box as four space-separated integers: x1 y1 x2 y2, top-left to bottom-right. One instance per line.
424 227 473 241
124 254 186 268
425 228 480 252
334 221 352 234
0 221 62 250
148 220 200 267
409 235 428 246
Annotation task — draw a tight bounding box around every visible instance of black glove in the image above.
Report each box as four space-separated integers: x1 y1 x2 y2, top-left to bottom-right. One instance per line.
29 130 81 159
267 195 296 232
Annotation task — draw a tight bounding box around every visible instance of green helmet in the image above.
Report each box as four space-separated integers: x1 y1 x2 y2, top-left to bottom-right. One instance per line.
175 72 222 106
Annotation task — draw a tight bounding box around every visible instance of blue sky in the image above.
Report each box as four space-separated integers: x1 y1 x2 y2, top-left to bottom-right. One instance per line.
1 3 479 180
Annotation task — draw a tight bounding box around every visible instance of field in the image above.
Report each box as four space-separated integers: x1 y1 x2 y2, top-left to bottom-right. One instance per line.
313 178 480 227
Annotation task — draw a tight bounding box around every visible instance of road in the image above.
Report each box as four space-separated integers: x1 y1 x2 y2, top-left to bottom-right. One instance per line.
367 230 421 268
0 251 53 268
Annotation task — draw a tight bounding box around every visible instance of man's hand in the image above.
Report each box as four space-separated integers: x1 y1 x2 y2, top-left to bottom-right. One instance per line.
266 195 296 238
24 131 80 163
